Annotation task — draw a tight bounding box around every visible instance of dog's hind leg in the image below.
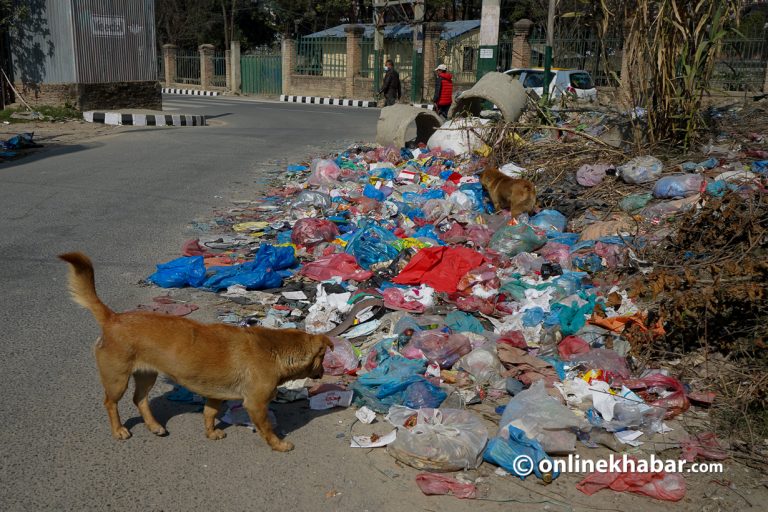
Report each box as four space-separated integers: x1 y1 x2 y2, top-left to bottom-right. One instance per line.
132 371 166 436
95 349 132 440
243 393 293 452
203 398 226 440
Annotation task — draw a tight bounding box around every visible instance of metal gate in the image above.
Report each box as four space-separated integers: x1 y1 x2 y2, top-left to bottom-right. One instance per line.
241 54 282 95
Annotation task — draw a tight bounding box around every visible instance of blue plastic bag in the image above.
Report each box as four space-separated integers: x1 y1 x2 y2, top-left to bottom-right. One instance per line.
653 174 704 198
377 375 447 409
558 294 598 336
363 184 386 202
521 307 545 327
459 183 487 212
352 356 428 412
530 209 567 232
148 256 207 288
412 224 444 244
202 244 296 291
751 160 768 174
345 221 400 269
483 426 559 481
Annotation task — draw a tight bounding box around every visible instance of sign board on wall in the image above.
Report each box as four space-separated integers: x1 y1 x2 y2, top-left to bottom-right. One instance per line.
92 15 126 37
479 48 494 59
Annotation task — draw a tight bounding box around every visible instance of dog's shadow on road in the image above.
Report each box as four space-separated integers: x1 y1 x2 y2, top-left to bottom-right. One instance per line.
124 391 339 439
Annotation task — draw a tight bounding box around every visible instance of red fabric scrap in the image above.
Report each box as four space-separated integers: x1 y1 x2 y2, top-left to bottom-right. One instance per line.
392 246 486 293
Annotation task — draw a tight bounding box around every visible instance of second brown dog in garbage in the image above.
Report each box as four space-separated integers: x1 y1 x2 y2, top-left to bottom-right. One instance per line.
480 166 537 218
58 251 333 452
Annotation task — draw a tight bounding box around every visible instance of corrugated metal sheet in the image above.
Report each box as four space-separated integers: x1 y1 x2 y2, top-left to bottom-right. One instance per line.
71 0 157 83
10 0 77 84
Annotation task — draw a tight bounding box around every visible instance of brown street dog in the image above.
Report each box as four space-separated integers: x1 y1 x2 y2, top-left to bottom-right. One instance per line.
58 252 333 452
479 166 537 218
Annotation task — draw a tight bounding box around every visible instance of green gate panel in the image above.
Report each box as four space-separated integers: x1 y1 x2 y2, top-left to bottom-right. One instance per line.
241 55 282 95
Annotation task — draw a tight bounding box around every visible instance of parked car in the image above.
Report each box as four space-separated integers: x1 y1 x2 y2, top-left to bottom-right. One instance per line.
505 68 597 102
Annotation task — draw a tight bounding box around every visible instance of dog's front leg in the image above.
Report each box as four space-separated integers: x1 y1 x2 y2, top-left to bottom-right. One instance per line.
203 398 226 440
243 394 293 452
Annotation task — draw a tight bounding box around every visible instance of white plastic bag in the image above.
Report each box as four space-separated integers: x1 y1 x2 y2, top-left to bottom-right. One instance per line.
499 380 589 454
386 406 489 471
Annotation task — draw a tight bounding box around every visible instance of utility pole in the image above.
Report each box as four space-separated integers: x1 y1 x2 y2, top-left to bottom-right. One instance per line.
373 3 384 95
411 0 424 103
543 0 556 102
477 0 500 80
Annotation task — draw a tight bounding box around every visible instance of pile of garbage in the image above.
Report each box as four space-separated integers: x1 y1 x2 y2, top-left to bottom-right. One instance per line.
0 132 40 160
144 115 767 501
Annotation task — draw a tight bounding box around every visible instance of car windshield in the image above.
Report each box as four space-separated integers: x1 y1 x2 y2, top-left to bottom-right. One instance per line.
507 70 523 79
569 72 594 89
523 71 554 88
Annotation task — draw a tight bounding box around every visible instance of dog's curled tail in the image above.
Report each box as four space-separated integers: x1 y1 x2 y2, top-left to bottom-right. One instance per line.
58 252 113 325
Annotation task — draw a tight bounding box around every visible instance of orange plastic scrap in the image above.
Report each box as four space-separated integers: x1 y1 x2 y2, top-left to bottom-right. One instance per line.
588 311 665 337
204 255 243 268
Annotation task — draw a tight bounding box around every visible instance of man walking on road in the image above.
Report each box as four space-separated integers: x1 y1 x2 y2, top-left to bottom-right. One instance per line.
379 59 402 106
433 63 454 118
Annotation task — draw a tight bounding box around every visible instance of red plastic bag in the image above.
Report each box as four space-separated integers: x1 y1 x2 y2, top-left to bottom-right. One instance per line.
497 331 528 349
576 457 686 501
640 374 690 419
299 253 373 282
415 473 477 499
681 432 728 462
558 335 590 359
291 218 339 247
393 246 486 293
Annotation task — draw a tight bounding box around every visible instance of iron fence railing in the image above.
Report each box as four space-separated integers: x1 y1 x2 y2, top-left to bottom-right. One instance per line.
528 26 623 87
295 36 347 78
711 34 768 92
175 49 201 85
212 50 227 87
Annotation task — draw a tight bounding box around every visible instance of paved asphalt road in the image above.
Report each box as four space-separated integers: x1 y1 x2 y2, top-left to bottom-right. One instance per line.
0 96 416 511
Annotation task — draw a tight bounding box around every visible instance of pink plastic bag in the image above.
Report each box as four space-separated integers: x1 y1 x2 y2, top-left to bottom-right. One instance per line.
307 159 341 187
415 473 477 499
291 218 339 247
299 253 373 282
576 163 612 187
538 242 571 269
383 287 426 313
465 224 492 247
322 336 358 375
576 457 686 501
405 331 472 368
